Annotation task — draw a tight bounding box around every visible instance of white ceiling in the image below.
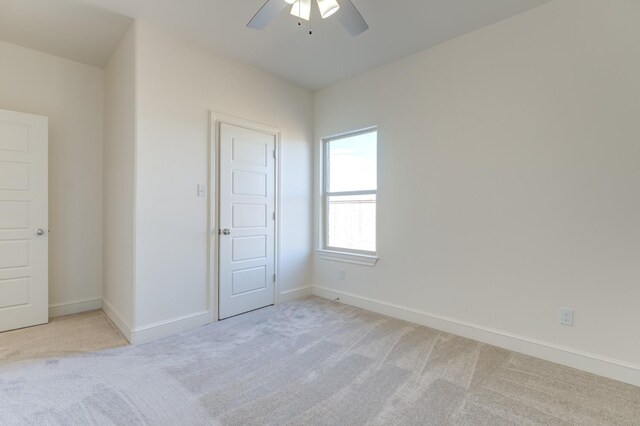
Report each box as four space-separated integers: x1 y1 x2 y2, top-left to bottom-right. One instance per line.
0 0 552 89
0 0 132 68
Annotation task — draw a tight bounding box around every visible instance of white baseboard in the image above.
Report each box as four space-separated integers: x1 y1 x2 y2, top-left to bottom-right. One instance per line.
312 286 640 388
131 311 210 345
101 298 133 343
277 286 313 303
102 300 211 345
49 298 102 318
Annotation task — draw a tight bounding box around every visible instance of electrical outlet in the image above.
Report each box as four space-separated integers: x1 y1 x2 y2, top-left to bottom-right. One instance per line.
560 308 574 326
339 270 346 281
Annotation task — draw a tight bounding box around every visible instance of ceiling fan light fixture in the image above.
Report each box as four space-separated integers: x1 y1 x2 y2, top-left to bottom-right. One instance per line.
247 0 368 37
317 0 340 19
290 0 311 21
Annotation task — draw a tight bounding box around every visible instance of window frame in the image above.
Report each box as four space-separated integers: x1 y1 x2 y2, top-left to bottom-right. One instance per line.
320 127 378 260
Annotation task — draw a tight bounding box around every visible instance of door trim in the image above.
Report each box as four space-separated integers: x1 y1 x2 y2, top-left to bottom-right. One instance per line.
208 112 281 323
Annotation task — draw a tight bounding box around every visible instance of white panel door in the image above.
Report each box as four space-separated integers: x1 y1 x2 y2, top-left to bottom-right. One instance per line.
0 109 48 332
219 123 275 319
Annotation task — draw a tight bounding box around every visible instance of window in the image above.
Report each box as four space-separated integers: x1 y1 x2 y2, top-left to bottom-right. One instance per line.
323 129 377 255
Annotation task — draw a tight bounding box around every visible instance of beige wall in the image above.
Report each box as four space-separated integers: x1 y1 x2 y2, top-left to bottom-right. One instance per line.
134 21 313 329
0 40 104 314
102 26 136 334
313 0 640 385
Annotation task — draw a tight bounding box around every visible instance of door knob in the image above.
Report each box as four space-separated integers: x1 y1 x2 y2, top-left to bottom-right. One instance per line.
222 229 231 235
35 228 45 236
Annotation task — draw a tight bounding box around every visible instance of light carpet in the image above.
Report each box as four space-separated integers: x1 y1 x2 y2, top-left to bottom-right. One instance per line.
0 310 128 366
0 297 638 425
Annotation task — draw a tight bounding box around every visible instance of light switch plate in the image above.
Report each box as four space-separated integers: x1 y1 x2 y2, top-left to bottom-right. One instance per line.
197 184 207 197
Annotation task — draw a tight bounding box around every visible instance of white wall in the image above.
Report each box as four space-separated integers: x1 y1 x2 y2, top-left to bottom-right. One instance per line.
102 26 136 334
313 0 640 385
132 21 313 333
0 40 104 316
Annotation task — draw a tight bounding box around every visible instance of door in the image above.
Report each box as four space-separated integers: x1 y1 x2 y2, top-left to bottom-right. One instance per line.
218 123 275 319
0 109 48 332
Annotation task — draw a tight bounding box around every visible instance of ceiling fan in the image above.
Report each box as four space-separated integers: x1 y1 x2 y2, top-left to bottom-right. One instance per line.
247 0 369 37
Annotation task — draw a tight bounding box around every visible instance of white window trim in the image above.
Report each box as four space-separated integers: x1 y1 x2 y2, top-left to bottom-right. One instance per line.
317 127 378 266
316 249 378 267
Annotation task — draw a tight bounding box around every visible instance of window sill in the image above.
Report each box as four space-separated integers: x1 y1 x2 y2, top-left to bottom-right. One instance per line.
316 250 378 267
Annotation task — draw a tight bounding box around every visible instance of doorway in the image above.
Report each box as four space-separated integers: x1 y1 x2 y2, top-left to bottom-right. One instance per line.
211 114 279 320
0 109 48 332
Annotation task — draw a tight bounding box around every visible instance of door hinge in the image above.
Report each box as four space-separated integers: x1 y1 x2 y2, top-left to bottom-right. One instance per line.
272 211 276 220
273 150 276 159
273 273 276 282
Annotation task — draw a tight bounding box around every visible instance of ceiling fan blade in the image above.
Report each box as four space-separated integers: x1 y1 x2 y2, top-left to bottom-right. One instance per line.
247 0 288 30
336 0 369 37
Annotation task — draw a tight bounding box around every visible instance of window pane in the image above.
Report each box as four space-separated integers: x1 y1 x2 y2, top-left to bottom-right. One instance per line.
327 131 377 193
326 194 376 252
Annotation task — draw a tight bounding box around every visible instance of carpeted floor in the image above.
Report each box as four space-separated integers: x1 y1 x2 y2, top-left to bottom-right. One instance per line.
0 310 128 366
0 297 638 425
